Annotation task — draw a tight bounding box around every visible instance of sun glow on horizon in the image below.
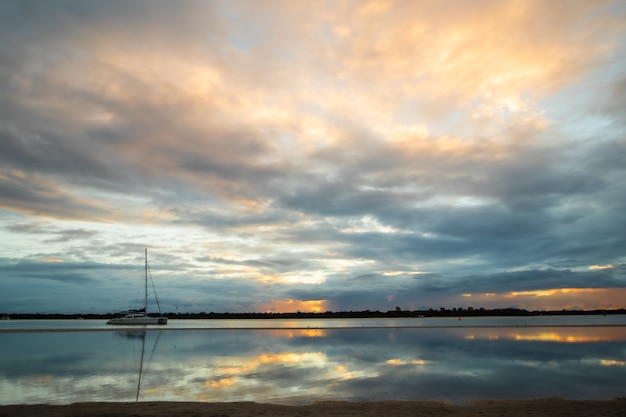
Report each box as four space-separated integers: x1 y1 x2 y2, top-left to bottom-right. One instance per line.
257 299 328 313
454 288 626 311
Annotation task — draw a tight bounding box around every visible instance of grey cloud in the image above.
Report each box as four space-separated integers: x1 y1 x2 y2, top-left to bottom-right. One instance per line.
5 223 98 243
5 222 49 234
0 258 129 284
44 229 99 243
446 268 625 294
598 75 626 125
200 255 300 272
0 171 114 220
0 125 110 177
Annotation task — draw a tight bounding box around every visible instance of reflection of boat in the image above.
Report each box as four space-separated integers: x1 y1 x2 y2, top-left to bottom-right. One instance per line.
107 249 168 325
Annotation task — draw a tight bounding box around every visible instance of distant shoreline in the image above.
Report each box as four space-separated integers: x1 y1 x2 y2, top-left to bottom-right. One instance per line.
2 308 625 320
2 323 626 334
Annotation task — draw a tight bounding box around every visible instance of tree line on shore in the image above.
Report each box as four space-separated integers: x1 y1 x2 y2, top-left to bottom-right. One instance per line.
2 307 625 320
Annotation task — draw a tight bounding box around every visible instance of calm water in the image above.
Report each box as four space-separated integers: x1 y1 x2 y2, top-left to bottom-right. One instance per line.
1 316 625 405
3 314 626 330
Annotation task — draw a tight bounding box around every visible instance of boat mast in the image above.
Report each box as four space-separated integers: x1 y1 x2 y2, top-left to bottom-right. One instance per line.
144 248 148 317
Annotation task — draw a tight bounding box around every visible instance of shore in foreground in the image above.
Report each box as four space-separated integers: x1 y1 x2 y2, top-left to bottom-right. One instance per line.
2 399 626 417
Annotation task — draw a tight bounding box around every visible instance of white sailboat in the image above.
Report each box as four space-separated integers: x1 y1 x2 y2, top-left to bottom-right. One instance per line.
107 249 168 325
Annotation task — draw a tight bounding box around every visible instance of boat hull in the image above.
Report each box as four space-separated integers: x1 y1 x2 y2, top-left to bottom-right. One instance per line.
107 316 168 325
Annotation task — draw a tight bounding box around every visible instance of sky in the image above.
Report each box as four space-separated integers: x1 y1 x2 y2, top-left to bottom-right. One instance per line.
0 0 625 314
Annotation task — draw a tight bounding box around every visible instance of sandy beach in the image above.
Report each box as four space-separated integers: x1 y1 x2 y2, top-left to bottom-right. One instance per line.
1 399 625 417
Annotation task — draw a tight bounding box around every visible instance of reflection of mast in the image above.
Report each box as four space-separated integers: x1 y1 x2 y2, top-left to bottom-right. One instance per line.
135 330 163 402
136 331 146 401
113 329 162 401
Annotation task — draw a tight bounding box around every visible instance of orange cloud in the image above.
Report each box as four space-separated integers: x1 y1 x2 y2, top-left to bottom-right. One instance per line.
8 0 617 225
43 258 65 263
386 358 427 366
206 377 236 388
589 264 614 270
508 288 592 297
601 360 626 366
333 1 618 106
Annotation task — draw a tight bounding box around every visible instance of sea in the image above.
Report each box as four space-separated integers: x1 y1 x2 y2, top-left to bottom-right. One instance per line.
1 315 625 405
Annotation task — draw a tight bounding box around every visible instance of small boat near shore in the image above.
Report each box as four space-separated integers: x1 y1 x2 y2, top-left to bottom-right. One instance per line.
107 249 167 325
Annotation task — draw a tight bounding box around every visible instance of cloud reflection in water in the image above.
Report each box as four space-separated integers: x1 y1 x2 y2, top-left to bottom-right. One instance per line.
0 326 625 404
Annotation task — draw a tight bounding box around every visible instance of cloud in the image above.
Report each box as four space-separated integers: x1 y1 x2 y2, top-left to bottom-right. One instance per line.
0 258 126 284
0 170 115 220
0 0 624 313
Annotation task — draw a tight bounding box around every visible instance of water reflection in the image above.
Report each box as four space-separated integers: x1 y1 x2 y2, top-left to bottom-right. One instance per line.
113 330 164 401
463 326 626 342
1 326 625 405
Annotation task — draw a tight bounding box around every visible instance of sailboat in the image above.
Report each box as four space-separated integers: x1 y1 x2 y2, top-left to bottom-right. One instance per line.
107 249 168 325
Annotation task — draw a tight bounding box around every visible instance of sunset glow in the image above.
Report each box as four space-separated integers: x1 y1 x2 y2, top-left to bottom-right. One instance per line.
257 299 328 314
452 288 626 311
